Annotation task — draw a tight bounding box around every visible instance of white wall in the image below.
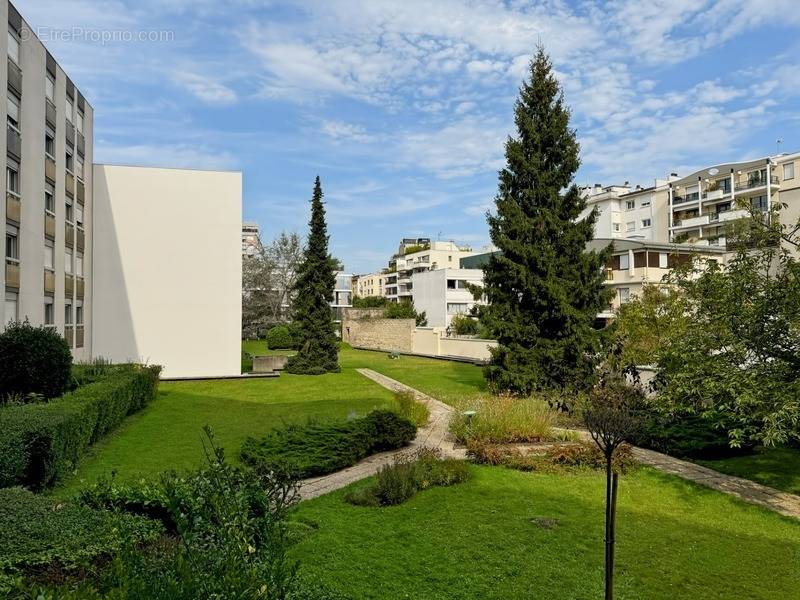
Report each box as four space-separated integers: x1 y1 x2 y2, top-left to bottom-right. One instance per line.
92 165 242 378
411 268 484 328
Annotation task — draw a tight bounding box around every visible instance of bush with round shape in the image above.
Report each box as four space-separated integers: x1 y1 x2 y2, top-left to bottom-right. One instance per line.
265 325 295 350
0 320 72 401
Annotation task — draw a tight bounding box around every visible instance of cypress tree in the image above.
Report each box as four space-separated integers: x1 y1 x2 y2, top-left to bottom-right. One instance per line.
480 46 612 394
285 176 340 374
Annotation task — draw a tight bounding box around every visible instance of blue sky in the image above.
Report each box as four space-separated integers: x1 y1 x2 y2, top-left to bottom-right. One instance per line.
17 0 800 273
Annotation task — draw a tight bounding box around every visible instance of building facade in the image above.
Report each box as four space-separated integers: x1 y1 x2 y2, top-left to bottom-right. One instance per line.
2 1 94 361
241 221 261 258
331 271 352 322
352 271 386 299
580 182 672 243
410 267 484 328
385 239 476 302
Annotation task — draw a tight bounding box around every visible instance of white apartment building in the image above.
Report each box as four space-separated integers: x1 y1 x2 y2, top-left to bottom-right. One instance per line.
242 221 261 258
580 182 672 243
668 153 800 248
384 239 476 302
411 267 485 328
331 271 352 322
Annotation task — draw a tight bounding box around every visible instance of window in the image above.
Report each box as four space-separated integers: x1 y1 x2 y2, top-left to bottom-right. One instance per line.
76 301 84 325
65 301 73 326
659 253 668 269
76 156 84 179
65 199 74 223
65 248 73 275
448 255 452 262
5 224 19 262
626 221 635 232
613 223 620 232
641 218 652 228
66 98 73 123
6 158 19 195
66 151 74 172
45 127 55 157
44 298 54 326
447 279 456 289
784 162 795 180
6 92 19 129
45 240 54 270
447 302 469 315
5 291 18 323
77 111 84 133
641 198 651 207
625 200 635 210
45 182 55 213
619 288 630 304
7 30 19 64
76 204 84 229
751 195 768 212
619 253 630 270
76 252 84 277
45 76 55 101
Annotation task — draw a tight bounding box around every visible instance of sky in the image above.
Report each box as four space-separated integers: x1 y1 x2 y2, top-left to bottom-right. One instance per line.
16 0 800 274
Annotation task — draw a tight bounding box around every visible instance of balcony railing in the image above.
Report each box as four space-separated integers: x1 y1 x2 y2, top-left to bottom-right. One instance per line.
674 214 709 228
64 326 74 348
709 208 749 223
45 156 56 182
65 223 75 247
6 191 20 223
6 124 21 159
5 261 20 288
45 99 57 127
76 326 84 348
44 270 56 294
45 213 56 238
65 174 75 197
7 58 21 95
673 192 699 205
76 278 85 298
735 175 779 192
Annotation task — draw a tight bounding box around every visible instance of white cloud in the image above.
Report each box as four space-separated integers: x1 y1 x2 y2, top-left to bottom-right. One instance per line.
321 120 373 143
95 142 238 171
174 72 237 105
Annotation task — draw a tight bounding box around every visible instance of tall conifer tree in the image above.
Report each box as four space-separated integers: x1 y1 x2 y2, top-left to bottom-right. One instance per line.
480 46 612 393
286 176 340 374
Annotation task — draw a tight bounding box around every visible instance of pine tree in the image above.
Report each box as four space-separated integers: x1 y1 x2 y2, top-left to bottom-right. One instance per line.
480 46 612 394
285 176 340 374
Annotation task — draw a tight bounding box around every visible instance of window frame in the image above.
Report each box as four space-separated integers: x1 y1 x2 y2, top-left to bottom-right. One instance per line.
6 91 20 130
5 223 20 262
7 29 19 65
641 218 652 228
65 247 74 275
784 162 795 181
44 239 55 271
45 75 55 102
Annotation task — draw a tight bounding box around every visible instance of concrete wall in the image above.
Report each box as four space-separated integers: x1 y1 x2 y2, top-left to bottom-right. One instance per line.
438 336 497 361
341 308 414 352
411 268 484 328
92 165 242 378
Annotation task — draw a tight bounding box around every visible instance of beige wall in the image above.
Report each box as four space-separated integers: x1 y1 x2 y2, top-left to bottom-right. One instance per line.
92 165 242 378
342 309 415 353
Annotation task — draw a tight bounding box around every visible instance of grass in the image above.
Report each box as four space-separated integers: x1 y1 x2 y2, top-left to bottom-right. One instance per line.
241 339 296 372
55 371 396 496
696 446 800 495
449 394 557 443
290 465 800 599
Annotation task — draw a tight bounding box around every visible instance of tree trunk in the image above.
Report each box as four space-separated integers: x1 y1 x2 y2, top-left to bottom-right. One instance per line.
604 454 619 600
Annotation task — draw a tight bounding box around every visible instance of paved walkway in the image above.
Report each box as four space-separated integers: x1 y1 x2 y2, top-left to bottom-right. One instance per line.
300 371 800 519
298 369 461 500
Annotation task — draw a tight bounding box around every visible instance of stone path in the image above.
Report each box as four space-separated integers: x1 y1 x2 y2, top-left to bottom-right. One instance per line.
300 371 800 519
298 369 462 500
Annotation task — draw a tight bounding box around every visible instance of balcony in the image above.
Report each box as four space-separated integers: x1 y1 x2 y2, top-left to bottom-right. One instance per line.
709 208 749 223
44 270 55 294
5 261 20 288
77 180 85 202
65 274 75 296
676 214 709 228
77 132 85 156
702 188 726 201
735 175 779 192
65 174 75 197
76 326 84 348
6 191 20 223
65 222 75 247
45 156 56 182
45 213 56 238
673 191 699 205
46 99 57 127
76 277 85 298
77 228 85 251
66 122 75 147
64 326 74 348
7 58 21 95
7 124 21 159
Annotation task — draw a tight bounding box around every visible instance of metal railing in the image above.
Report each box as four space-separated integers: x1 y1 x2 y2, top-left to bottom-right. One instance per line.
735 175 779 191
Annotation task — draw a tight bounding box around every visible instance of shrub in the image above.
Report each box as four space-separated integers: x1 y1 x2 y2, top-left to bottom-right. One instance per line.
546 442 636 473
0 487 161 578
383 302 428 326
0 364 162 489
266 325 295 350
449 394 556 444
466 440 636 474
632 412 752 459
345 449 469 507
450 314 479 336
71 358 116 388
393 391 430 427
0 321 72 401
240 410 416 478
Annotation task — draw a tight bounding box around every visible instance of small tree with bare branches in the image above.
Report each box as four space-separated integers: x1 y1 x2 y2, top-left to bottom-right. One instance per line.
583 371 643 600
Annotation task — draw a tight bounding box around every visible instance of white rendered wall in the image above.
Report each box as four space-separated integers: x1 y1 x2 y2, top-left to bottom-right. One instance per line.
411 268 484 328
92 165 242 378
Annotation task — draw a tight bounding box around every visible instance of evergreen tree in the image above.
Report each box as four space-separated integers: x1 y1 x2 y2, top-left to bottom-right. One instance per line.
285 177 340 374
480 46 612 394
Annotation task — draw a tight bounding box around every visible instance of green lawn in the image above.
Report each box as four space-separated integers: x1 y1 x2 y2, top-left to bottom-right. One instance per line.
697 447 800 495
56 371 395 496
241 339 295 372
291 465 800 599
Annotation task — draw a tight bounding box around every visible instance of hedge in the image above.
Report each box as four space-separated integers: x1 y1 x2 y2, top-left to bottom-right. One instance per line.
0 486 161 577
240 409 416 478
0 365 162 489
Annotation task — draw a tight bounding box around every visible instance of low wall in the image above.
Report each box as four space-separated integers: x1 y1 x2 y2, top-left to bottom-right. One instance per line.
341 308 415 353
438 336 497 361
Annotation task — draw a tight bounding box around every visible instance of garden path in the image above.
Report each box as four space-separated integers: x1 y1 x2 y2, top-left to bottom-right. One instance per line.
301 370 800 519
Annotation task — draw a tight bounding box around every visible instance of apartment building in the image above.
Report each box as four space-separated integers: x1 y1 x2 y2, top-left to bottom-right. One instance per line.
2 1 94 361
384 239 476 302
410 267 484 328
242 221 261 258
668 153 800 248
580 182 671 243
352 271 386 298
331 271 352 322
